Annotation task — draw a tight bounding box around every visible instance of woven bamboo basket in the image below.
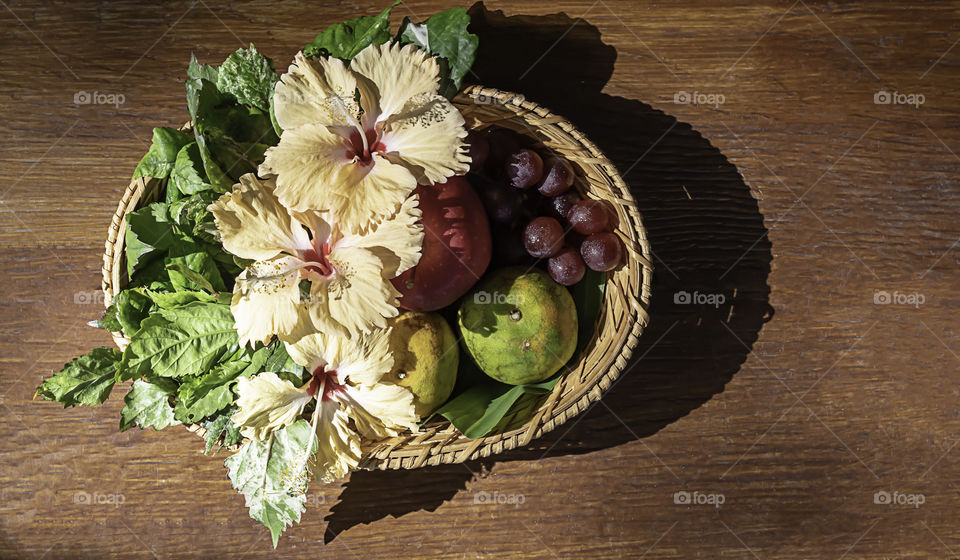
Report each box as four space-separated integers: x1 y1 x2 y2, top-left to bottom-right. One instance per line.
101 85 653 470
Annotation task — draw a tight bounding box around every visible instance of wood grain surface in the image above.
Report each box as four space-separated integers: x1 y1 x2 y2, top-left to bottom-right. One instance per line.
1 1 958 558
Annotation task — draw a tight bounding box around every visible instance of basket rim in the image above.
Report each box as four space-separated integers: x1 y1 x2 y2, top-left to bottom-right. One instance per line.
101 84 653 469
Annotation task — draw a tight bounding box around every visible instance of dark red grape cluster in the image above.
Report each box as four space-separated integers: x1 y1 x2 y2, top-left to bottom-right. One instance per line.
465 127 625 286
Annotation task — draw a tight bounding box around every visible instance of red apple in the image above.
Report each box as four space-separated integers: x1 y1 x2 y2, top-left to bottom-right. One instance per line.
392 177 492 311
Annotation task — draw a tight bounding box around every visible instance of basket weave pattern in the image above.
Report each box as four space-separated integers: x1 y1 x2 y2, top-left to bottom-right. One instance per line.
101 85 653 470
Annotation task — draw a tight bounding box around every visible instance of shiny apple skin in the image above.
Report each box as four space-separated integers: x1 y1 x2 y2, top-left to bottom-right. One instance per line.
392 177 492 311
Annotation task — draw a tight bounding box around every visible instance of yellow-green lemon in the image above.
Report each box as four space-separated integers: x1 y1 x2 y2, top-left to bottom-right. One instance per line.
384 312 459 417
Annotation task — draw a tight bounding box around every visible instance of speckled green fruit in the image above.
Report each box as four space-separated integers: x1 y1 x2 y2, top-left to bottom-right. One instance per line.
458 267 577 385
383 312 459 417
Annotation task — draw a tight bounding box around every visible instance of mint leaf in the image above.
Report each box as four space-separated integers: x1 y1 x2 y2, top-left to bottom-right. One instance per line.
174 360 249 424
119 378 180 431
217 44 279 112
170 143 216 196
398 7 478 98
225 420 317 547
119 302 238 380
304 0 399 60
202 408 242 454
37 348 121 407
133 127 194 180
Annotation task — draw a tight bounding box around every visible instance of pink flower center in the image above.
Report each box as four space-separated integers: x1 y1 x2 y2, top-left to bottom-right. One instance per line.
306 366 344 401
346 128 386 166
302 242 333 277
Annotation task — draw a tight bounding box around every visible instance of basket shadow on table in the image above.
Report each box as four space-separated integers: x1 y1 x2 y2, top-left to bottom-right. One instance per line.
322 4 773 541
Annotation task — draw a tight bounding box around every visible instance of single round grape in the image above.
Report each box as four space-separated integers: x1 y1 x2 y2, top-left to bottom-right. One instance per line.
580 232 624 271
537 157 575 196
467 130 489 172
567 199 611 234
547 192 581 222
484 128 520 176
523 216 564 258
473 175 523 223
505 149 544 189
547 247 586 286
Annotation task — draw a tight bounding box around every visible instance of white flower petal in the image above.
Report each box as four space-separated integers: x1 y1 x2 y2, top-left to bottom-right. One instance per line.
259 122 353 212
340 381 419 438
209 174 312 261
310 399 361 484
260 124 417 231
323 244 401 335
380 93 470 184
274 51 361 130
335 194 423 278
350 42 439 124
286 329 393 387
231 256 304 347
232 372 313 441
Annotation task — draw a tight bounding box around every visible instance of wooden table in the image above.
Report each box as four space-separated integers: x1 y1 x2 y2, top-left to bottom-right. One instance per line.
1 1 957 558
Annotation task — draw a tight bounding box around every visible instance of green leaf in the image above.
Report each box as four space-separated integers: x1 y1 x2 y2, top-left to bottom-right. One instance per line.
217 44 279 112
114 289 155 337
170 143 216 196
165 251 225 293
96 301 123 332
133 127 194 180
128 258 171 290
119 302 238 380
124 202 178 277
202 408 242 454
119 378 181 431
185 77 278 188
398 7 478 97
138 288 219 309
303 0 399 60
174 360 249 424
436 376 557 438
188 53 219 82
36 348 121 407
225 420 317 547
262 342 303 376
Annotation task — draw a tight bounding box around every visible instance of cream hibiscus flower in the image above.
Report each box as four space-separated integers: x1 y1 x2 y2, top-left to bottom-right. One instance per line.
231 329 418 483
208 173 423 346
260 41 470 232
